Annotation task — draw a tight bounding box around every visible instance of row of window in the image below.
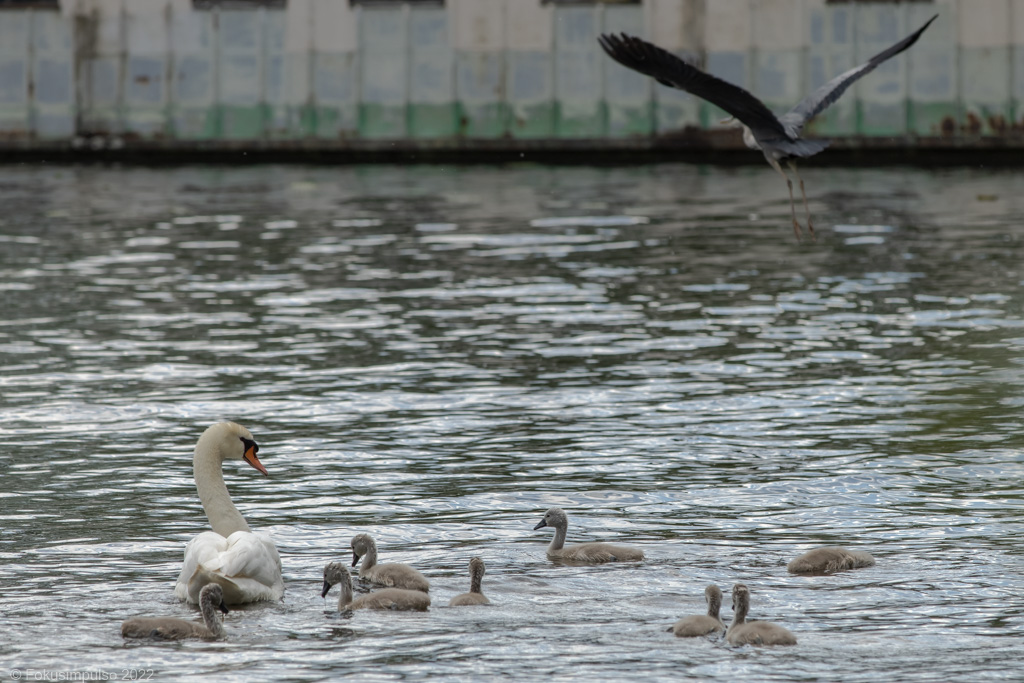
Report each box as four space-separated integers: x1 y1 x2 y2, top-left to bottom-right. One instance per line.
0 0 638 7
0 0 934 8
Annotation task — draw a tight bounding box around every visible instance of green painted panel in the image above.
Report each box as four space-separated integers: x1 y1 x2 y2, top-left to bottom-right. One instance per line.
359 103 407 139
855 5 909 137
458 102 507 139
654 89 701 135
908 101 959 137
507 51 553 139
961 47 1012 136
314 106 358 140
801 107 854 138
84 105 124 136
604 3 647 139
221 104 267 140
961 102 1012 137
279 106 317 139
509 102 555 139
0 11 29 132
556 101 606 138
754 50 803 116
409 103 458 139
858 102 907 136
608 102 653 138
173 107 220 140
805 6 856 137
313 51 359 139
1015 99 1024 130
31 11 75 138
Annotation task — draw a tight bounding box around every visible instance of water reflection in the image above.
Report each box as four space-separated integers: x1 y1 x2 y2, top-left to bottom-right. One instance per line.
1 164 1024 680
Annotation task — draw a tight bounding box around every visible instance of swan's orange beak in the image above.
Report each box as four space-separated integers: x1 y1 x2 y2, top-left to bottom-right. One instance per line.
243 445 268 476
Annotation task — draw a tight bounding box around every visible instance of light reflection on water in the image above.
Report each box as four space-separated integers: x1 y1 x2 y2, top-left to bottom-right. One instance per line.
2 164 1024 681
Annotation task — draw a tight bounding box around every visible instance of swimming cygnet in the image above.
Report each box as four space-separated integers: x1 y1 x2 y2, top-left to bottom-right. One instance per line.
323 562 431 611
726 584 797 646
449 557 490 607
121 584 228 640
669 584 725 637
350 533 430 593
533 507 644 563
787 546 875 575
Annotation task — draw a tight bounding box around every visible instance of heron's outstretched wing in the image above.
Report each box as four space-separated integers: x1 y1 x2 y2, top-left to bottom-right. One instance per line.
598 33 789 141
781 14 937 134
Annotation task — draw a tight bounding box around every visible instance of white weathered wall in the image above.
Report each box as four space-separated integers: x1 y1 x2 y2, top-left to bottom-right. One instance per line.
0 0 1016 144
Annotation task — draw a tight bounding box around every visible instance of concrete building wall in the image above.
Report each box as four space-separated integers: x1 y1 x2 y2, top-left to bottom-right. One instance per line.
0 0 1018 153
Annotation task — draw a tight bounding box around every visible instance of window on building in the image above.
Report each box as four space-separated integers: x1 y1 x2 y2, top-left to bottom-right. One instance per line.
0 0 60 8
349 0 444 5
541 0 640 5
193 0 286 9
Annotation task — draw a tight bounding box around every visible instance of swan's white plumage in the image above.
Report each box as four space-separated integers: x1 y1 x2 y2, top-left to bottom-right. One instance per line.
175 530 283 604
174 422 284 605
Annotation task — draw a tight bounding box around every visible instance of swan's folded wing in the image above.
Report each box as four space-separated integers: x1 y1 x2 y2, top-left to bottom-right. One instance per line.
177 531 283 603
175 531 229 601
211 531 283 590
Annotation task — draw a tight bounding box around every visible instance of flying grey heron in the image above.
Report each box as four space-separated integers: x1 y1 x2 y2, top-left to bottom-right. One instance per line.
598 15 938 240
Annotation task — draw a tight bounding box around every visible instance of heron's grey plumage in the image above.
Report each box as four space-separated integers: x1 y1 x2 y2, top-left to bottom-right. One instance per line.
779 15 937 137
598 15 938 238
596 33 791 149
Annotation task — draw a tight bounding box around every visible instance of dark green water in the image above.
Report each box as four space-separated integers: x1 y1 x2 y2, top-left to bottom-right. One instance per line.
1 163 1023 681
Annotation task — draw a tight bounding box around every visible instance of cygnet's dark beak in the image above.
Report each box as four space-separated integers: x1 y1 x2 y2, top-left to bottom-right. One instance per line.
321 580 333 599
351 553 360 568
533 519 547 530
218 600 229 615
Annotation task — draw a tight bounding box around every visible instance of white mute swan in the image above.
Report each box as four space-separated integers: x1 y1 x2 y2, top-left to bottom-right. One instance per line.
323 562 431 611
122 584 229 640
670 584 725 637
449 557 490 606
726 584 797 646
533 508 645 563
351 533 430 593
787 546 875 574
174 422 284 605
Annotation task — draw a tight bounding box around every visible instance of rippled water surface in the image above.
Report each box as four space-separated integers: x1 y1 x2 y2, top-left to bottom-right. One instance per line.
2 163 1024 681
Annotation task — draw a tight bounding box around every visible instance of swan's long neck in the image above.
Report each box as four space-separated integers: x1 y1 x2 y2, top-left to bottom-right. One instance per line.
708 593 722 619
360 542 378 572
548 523 567 552
336 578 353 610
470 568 484 594
732 596 748 625
194 442 250 537
200 595 226 637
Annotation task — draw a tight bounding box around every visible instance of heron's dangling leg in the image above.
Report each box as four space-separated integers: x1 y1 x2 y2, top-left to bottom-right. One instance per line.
766 156 802 240
787 160 815 241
